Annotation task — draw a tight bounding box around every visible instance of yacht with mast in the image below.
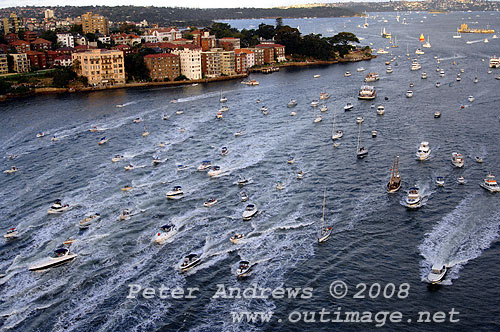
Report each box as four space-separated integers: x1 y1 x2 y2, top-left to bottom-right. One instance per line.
356 124 368 159
318 189 332 243
387 156 401 193
331 112 344 140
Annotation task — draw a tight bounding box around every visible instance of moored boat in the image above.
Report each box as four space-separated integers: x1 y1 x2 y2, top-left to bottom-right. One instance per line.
387 156 401 193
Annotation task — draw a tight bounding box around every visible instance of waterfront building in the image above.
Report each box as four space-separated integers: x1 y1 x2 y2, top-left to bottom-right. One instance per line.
0 54 8 74
201 50 221 78
144 53 180 81
171 46 202 80
57 33 74 48
72 49 125 86
26 51 48 69
249 47 265 66
11 53 30 73
218 37 241 51
219 50 236 76
234 49 255 72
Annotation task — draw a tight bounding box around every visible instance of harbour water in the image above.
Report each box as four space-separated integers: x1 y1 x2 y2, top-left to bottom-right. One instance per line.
1 11 500 331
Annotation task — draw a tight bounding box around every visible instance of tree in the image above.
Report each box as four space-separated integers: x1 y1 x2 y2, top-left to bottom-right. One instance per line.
326 32 359 58
69 24 83 34
275 26 301 54
124 48 156 82
257 23 275 40
210 22 239 39
40 30 57 45
52 68 77 88
0 79 10 95
174 74 188 81
85 33 97 42
276 17 283 28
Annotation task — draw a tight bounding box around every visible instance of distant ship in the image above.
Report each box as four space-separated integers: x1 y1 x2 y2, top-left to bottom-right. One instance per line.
458 23 494 34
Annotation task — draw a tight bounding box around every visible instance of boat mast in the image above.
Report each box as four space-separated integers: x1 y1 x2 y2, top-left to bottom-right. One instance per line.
357 123 362 152
396 155 399 176
331 112 336 136
321 188 327 232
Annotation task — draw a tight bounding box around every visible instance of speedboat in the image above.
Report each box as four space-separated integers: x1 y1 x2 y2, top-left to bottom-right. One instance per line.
474 77 478 83
153 156 164 165
440 69 445 77
79 213 100 229
119 209 131 220
159 142 166 148
436 176 445 187
320 105 328 112
242 204 258 220
313 74 321 78
180 253 201 272
458 176 465 184
236 260 252 278
480 174 500 192
276 181 285 190
3 166 18 174
36 132 45 138
142 129 150 137
357 67 365 72
357 146 368 159
386 66 393 73
47 199 69 214
234 131 245 137
287 156 295 164
358 85 376 100
451 152 464 168
297 171 304 179
203 198 217 207
344 103 354 111
411 61 421 71
356 116 364 124
230 233 244 244
220 96 227 103
89 126 100 132
219 106 229 112
153 224 177 244
261 106 268 112
406 187 422 208
98 137 109 145
121 185 133 191
377 105 385 115
166 186 184 199
221 147 229 156
208 166 222 177
409 83 414 88
434 112 441 118
311 100 319 107
177 164 189 171
4 228 18 239
314 115 322 123
124 164 134 171
112 155 124 162
406 90 413 98
216 112 223 119
416 142 431 160
344 71 351 77
163 114 168 120
377 48 389 54
435 82 441 87
468 96 475 102
287 99 297 107
427 264 447 284
28 247 78 271
475 156 483 163
133 118 142 123
237 178 250 186
51 136 59 142
197 161 211 171
320 92 330 100
240 192 249 202
415 48 424 55
371 130 377 137
364 72 379 82
456 75 461 82
421 72 427 79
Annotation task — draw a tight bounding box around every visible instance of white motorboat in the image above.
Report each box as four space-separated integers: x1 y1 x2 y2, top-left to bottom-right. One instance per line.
152 156 164 165
314 115 322 123
421 72 427 79
290 111 296 116
320 92 330 100
180 253 201 272
287 99 297 107
468 96 474 102
47 199 69 214
121 185 133 192
112 155 124 162
364 72 379 82
451 152 464 168
219 106 229 112
230 233 244 244
276 181 285 190
427 264 447 284
297 171 304 179
236 260 253 278
434 112 441 118
416 141 431 160
3 166 18 174
456 75 461 82
220 96 228 103
163 114 168 120
197 161 211 171
436 176 445 187
177 164 189 171
435 82 441 87
124 164 134 171
311 100 319 107
411 62 421 71
153 224 177 244
409 82 414 88
356 116 364 124
208 166 222 177
406 90 413 98
377 48 389 54
166 186 184 199
357 67 366 72
237 177 250 186
119 209 131 220
242 204 258 220
79 213 100 229
176 110 184 115
344 103 354 111
415 48 424 55
89 126 100 132
29 248 77 271
221 147 229 156
4 227 18 239
371 130 377 137
386 66 393 73
480 174 500 192
98 137 109 145
159 142 166 148
344 71 351 77
377 105 385 115
51 136 59 142
36 132 45 138
203 198 217 207
474 77 478 83
440 69 445 77
234 131 245 137
320 105 328 112
313 74 321 78
133 118 142 123
240 192 249 202
475 156 483 163
406 187 422 208
261 105 268 112
458 176 465 185
358 85 376 100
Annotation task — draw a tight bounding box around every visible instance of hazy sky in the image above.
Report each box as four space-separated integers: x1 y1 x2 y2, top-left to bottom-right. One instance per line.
0 0 375 9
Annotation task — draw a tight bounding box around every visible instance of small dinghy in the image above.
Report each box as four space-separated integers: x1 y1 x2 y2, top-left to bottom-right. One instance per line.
79 213 100 229
180 253 201 272
240 192 249 202
112 155 124 162
436 176 445 187
98 137 109 145
3 166 18 174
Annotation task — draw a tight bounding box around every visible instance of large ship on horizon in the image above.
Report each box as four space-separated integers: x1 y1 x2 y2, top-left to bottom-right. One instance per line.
458 23 494 34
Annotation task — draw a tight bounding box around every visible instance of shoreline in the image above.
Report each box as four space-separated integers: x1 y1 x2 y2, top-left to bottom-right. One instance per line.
0 55 375 102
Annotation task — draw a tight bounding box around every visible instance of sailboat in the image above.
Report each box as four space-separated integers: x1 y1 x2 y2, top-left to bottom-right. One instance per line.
419 33 425 42
331 112 344 140
423 35 431 48
387 156 402 193
219 90 227 103
453 29 461 39
142 124 150 137
406 44 410 57
363 12 369 28
356 123 368 159
318 189 332 243
391 35 399 48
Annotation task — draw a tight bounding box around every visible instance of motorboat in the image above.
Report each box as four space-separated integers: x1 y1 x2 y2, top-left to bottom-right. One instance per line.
436 176 445 187
4 228 18 239
320 92 330 100
89 126 100 132
468 96 475 102
440 70 445 77
79 213 100 229
357 67 366 72
297 171 304 180
261 105 268 112
98 137 109 145
456 75 461 82
197 161 211 171
356 124 368 159
230 233 244 244
36 132 45 138
406 187 421 208
409 83 414 88
236 260 252 278
434 112 441 118
416 141 431 160
152 156 163 165
115 104 124 108
180 253 201 272
451 152 464 168
242 204 258 220
406 90 413 98
255 99 261 103
364 72 379 82
240 192 249 202
318 189 332 243
124 164 134 171
387 156 401 193
203 198 217 207
356 116 364 124
458 176 465 185
51 136 59 142
119 209 131 220
219 106 229 112
475 156 483 163
133 118 142 123
276 180 285 190
177 164 189 171
153 224 177 244
28 247 77 271
216 112 223 119
3 166 18 174
220 96 227 103
287 99 297 107
344 71 351 77
415 48 424 55
112 155 124 163
313 74 321 78
159 142 166 148
287 156 295 164
371 130 377 137
176 110 183 115
480 174 500 192
163 114 168 120
410 62 421 71
474 77 478 83
377 48 389 54
208 166 222 177
320 105 328 112
386 66 393 74
221 147 229 156
311 100 319 107
421 72 427 79
166 186 184 199
237 177 250 186
358 85 376 100
314 115 322 123
344 103 354 111
47 199 69 214
427 264 447 284
121 185 133 192
234 131 245 137
435 82 441 87
377 105 385 115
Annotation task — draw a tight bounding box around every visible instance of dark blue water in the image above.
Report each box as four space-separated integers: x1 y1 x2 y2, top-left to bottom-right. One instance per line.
1 11 500 332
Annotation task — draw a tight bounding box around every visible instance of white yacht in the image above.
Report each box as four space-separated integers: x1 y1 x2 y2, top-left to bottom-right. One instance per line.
458 176 465 185
377 105 385 115
208 166 222 177
451 152 464 168
203 198 218 207
197 161 211 171
4 228 18 239
406 90 413 98
436 176 445 187
411 61 421 71
287 99 297 107
434 112 441 118
166 186 184 199
415 48 425 55
180 253 201 272
112 155 124 163
311 100 319 107
435 82 441 87
406 187 422 208
357 67 365 72
480 174 500 192
331 113 343 140
427 264 447 284
358 85 376 100
356 116 363 124
416 141 431 160
386 66 393 74
344 71 351 77
28 248 78 271
47 199 70 214
421 72 427 79
320 105 328 112
344 103 354 111
242 204 258 220
468 96 474 102
313 115 322 123
320 92 330 100
313 74 321 78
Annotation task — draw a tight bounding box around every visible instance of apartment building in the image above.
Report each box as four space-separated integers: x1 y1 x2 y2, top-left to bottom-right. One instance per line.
57 33 75 48
0 54 8 74
144 53 180 81
81 12 109 35
171 46 202 80
219 50 236 76
72 49 125 86
11 53 30 73
201 50 221 78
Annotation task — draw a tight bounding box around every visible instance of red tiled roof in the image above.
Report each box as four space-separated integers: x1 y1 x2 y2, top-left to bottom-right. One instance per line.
55 55 72 60
31 38 52 44
26 50 44 55
220 37 239 40
256 43 285 48
10 40 30 46
114 44 131 49
144 53 179 58
234 49 254 55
